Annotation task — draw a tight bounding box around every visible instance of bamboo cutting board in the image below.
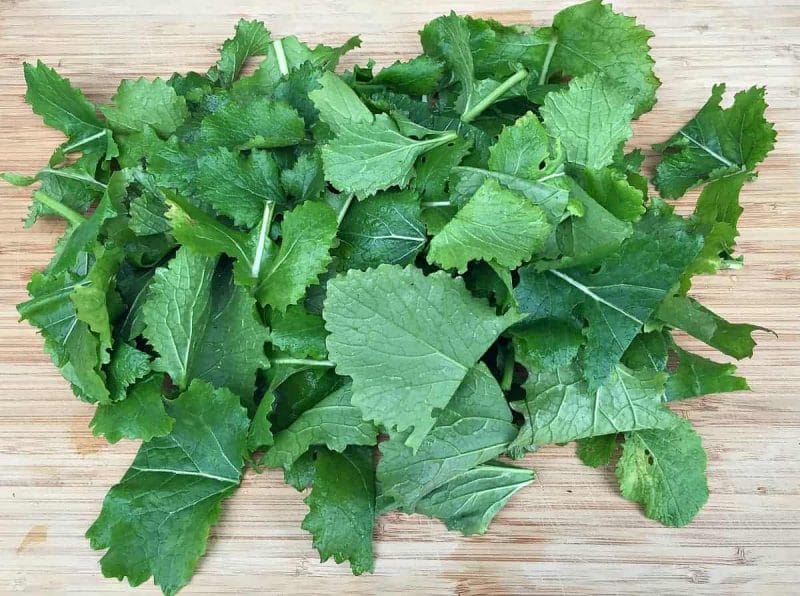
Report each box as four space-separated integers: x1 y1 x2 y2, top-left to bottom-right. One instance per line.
1 1 799 593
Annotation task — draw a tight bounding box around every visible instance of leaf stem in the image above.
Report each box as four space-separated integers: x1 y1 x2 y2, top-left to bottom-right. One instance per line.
251 200 274 278
33 191 86 226
421 201 452 208
61 129 107 153
272 357 336 368
39 167 107 189
461 68 529 124
500 344 515 392
538 33 558 86
337 194 355 225
273 39 289 76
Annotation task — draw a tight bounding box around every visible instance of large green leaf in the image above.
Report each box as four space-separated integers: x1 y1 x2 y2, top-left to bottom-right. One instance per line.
378 363 517 511
302 447 375 575
86 380 249 595
324 264 521 448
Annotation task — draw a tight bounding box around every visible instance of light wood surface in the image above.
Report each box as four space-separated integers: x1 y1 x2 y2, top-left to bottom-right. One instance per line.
1 1 799 593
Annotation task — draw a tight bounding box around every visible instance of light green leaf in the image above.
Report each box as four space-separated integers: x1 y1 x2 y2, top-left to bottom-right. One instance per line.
488 112 561 180
100 78 188 137
414 463 533 535
427 178 551 272
321 113 458 198
510 364 675 450
541 73 634 170
90 375 173 444
142 248 216 390
262 383 378 469
86 380 249 595
302 446 375 575
378 363 517 511
309 70 373 134
571 166 645 222
256 200 338 311
324 264 521 447
549 0 659 116
617 416 708 527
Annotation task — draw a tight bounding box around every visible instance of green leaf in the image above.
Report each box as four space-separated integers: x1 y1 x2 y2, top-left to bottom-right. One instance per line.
549 0 659 116
372 56 444 95
192 265 271 402
308 70 373 134
196 147 284 228
324 264 521 447
520 202 702 386
451 166 569 225
248 392 276 453
281 150 325 202
511 319 582 371
100 78 188 137
377 363 517 511
201 97 305 149
488 112 561 180
552 178 632 266
616 416 708 527
654 85 776 198
683 171 749 286
427 178 551 272
142 249 269 395
321 113 458 198
129 193 170 236
337 188 426 270
414 463 533 535
511 364 674 449
142 248 216 390
106 342 151 401
90 374 173 444
164 191 265 286
86 380 249 595
665 346 749 401
414 136 472 201
256 200 338 311
657 295 761 359
622 330 670 372
540 73 634 170
576 435 618 468
262 383 378 469
571 166 645 222
284 450 316 491
302 446 375 575
212 19 272 87
1 172 36 186
269 305 328 359
464 16 551 80
23 61 104 146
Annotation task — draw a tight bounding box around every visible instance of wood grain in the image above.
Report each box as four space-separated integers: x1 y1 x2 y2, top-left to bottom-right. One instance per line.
1 1 799 593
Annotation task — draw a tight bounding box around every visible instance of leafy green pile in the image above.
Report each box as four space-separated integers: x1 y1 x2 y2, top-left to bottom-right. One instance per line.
3 1 775 594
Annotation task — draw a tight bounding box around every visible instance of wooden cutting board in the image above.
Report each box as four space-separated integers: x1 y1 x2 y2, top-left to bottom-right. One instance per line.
1 1 798 593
